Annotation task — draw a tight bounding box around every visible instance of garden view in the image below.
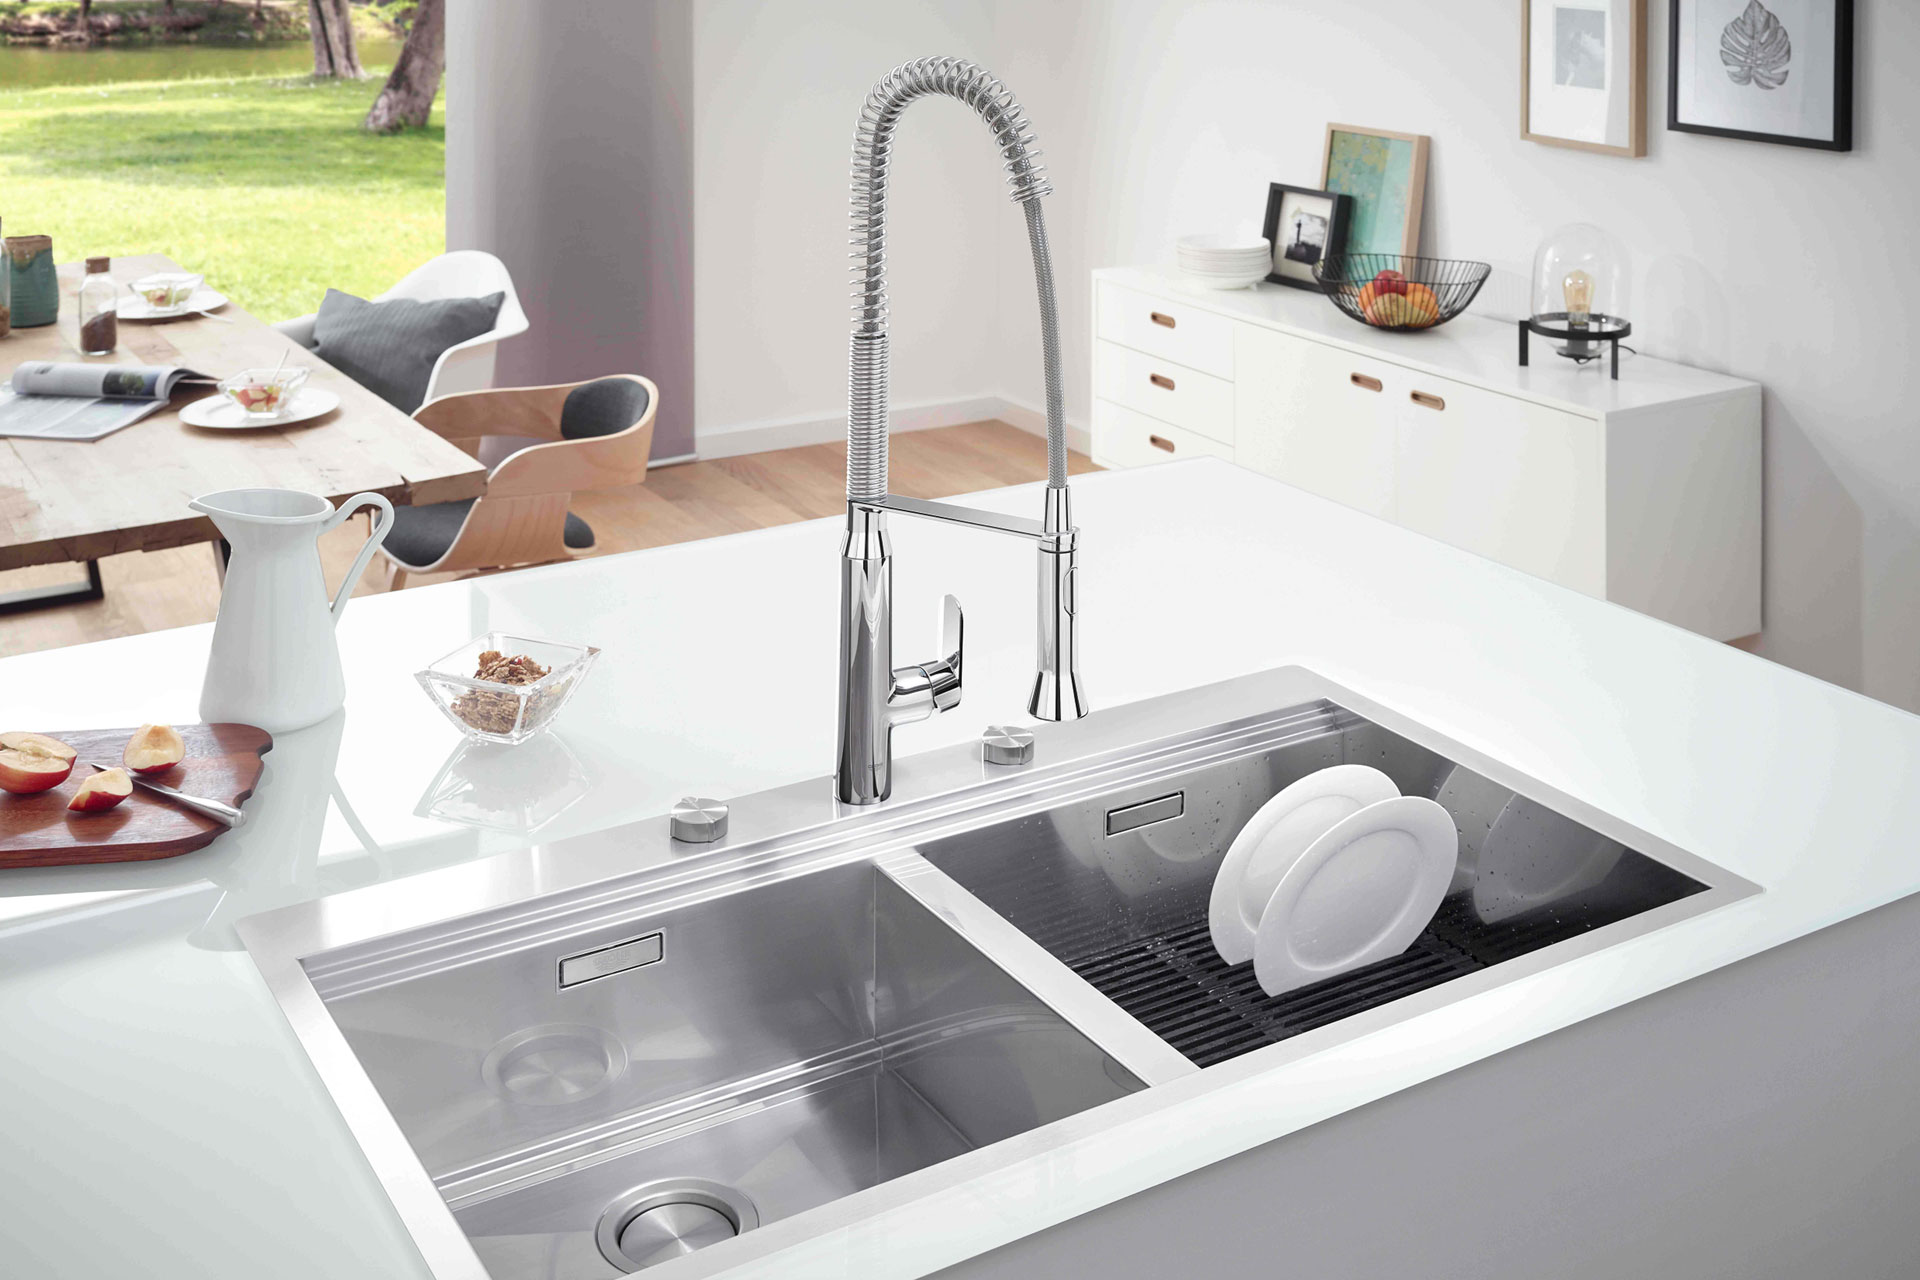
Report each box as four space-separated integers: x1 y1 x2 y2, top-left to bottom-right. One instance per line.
0 0 445 321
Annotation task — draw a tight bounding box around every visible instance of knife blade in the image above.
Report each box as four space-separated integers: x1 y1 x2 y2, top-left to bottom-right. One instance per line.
88 763 246 828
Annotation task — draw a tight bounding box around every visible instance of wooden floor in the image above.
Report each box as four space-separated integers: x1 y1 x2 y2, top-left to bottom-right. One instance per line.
0 420 1098 658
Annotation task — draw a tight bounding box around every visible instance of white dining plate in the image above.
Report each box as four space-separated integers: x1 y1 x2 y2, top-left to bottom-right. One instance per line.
180 387 340 430
115 288 229 321
1251 795 1458 998
1208 764 1400 966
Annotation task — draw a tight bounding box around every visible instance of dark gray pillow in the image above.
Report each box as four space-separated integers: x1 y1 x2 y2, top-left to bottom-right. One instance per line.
311 288 505 412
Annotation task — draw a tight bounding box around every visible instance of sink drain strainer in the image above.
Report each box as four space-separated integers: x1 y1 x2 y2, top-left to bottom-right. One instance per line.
480 1024 627 1107
596 1179 759 1272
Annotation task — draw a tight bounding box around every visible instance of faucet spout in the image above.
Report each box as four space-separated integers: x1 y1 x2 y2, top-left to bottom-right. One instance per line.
835 57 1087 806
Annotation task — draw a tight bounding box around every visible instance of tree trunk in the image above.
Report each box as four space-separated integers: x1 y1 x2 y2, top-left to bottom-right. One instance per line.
363 0 445 133
76 0 93 44
307 0 365 78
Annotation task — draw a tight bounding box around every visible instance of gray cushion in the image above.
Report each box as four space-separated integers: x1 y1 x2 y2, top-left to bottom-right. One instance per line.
385 499 594 569
560 377 651 439
312 288 505 413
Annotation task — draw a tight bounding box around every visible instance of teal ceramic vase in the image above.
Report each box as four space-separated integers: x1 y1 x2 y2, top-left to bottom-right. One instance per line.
6 236 58 328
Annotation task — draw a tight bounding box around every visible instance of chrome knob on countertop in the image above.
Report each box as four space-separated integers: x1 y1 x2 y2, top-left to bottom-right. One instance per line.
980 725 1035 767
670 797 729 843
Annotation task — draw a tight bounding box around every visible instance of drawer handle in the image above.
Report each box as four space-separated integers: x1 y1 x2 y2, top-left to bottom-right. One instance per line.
1410 390 1446 411
1148 434 1176 453
1350 373 1382 393
1149 311 1177 329
1148 372 1176 391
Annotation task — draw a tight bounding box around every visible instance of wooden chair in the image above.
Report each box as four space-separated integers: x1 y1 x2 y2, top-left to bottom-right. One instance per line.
377 375 657 589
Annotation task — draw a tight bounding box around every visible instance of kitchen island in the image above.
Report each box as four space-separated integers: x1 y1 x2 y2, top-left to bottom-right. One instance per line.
3 458 1919 1279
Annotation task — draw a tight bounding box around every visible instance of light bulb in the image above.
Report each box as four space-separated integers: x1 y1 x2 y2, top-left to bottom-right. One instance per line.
1562 269 1594 327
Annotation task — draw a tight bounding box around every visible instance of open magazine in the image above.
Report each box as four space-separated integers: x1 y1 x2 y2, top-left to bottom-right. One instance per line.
0 361 215 442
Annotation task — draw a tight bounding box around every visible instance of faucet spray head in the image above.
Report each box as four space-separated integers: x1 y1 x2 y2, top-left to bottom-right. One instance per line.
1028 486 1087 722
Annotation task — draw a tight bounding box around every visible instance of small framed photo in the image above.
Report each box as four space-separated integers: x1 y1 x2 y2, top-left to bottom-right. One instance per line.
1262 184 1352 290
1522 0 1647 156
1321 124 1429 258
1669 0 1853 150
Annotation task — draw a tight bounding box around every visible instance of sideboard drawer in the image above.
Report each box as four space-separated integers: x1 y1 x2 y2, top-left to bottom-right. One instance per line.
1091 398 1235 469
1095 281 1234 379
1093 340 1234 445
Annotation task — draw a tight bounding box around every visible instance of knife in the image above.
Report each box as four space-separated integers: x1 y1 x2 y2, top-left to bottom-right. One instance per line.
88 763 246 829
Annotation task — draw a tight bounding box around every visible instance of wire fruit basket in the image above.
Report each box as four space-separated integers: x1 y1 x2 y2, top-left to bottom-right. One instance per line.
1313 254 1492 332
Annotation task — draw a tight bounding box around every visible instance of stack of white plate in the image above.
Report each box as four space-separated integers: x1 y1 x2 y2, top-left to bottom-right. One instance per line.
1176 234 1271 290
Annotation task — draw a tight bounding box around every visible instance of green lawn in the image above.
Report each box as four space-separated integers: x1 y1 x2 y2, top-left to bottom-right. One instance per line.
0 68 443 322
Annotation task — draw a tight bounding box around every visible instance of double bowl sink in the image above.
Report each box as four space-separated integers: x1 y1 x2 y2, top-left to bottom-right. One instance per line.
239 667 1756 1279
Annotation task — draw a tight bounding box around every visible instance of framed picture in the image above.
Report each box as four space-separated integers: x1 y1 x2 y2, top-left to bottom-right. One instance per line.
1261 184 1352 290
1669 0 1853 150
1320 124 1429 258
1522 0 1647 156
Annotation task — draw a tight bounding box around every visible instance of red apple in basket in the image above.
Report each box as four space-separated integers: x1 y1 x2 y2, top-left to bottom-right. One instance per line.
68 767 133 813
1371 268 1409 296
0 731 77 794
123 723 185 775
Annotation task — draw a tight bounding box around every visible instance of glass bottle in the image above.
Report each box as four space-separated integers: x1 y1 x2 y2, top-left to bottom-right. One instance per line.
77 255 117 356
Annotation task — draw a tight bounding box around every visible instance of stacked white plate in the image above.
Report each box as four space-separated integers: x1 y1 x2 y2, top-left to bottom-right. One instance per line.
1176 234 1271 290
1206 765 1458 996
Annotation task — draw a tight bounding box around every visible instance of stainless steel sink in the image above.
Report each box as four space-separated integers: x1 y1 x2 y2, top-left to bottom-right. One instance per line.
309 862 1141 1277
240 667 1758 1280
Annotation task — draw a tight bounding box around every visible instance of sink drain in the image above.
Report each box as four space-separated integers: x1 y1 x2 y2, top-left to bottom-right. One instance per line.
480 1024 627 1107
595 1179 759 1272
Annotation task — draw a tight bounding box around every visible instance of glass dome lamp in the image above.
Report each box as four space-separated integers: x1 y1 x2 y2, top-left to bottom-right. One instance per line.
1519 223 1632 380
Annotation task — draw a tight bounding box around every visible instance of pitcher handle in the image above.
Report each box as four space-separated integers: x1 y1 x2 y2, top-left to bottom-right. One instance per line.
321 492 395 626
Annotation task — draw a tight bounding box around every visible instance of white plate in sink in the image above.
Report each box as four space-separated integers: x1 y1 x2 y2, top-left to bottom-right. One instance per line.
1207 764 1400 966
1251 795 1458 998
180 387 339 430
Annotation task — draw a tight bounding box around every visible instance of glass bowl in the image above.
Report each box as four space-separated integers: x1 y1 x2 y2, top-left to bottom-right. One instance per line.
416 633 600 746
218 366 310 419
130 271 203 313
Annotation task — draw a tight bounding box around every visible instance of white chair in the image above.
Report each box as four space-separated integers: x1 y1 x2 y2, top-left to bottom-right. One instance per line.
274 250 530 406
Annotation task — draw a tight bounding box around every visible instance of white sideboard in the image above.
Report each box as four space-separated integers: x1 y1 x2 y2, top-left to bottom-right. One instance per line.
1089 266 1762 641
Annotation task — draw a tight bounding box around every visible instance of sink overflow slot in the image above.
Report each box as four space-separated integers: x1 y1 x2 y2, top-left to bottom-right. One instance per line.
559 932 664 989
1106 791 1185 837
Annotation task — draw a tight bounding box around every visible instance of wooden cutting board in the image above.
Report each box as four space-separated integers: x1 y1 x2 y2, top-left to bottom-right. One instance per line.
0 723 271 868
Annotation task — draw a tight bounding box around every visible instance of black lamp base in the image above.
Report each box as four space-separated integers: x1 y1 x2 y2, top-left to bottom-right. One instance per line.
1518 313 1632 381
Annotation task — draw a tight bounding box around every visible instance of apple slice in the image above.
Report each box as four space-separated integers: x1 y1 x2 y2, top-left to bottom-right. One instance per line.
68 767 133 813
0 731 78 795
123 723 185 775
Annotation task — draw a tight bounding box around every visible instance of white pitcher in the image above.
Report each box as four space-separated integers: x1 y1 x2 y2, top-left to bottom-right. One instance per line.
190 488 395 733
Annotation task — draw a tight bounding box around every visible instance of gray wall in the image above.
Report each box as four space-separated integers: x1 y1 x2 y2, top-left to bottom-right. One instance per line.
942 887 1920 1279
446 0 695 459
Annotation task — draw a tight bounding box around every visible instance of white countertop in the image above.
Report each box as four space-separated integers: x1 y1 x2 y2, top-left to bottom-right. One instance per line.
3 458 1918 1278
1099 265 1756 416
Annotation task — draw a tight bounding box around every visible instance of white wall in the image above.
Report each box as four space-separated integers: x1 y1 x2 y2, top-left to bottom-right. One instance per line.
689 0 1010 454
984 0 1920 712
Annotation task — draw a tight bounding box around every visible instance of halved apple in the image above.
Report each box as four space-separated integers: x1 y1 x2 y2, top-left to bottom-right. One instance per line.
68 767 133 813
0 731 78 795
123 723 185 775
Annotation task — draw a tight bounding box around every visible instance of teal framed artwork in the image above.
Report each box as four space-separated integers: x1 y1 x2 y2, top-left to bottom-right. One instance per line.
1320 124 1430 257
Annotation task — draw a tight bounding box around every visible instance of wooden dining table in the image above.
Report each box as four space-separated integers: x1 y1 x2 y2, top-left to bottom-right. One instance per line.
0 253 487 608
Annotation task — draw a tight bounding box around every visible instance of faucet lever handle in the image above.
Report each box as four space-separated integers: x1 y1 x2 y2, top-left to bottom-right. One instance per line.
930 594 964 712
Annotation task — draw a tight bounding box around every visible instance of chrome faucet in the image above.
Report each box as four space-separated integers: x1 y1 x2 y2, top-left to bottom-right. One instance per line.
835 57 1088 806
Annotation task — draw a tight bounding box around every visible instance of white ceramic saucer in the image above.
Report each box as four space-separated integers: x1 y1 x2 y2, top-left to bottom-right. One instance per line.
180 387 339 430
115 288 228 321
1251 795 1458 998
1207 764 1400 966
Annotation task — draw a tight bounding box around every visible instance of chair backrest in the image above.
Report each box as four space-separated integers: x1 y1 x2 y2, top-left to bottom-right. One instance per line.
560 377 653 441
378 250 530 338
